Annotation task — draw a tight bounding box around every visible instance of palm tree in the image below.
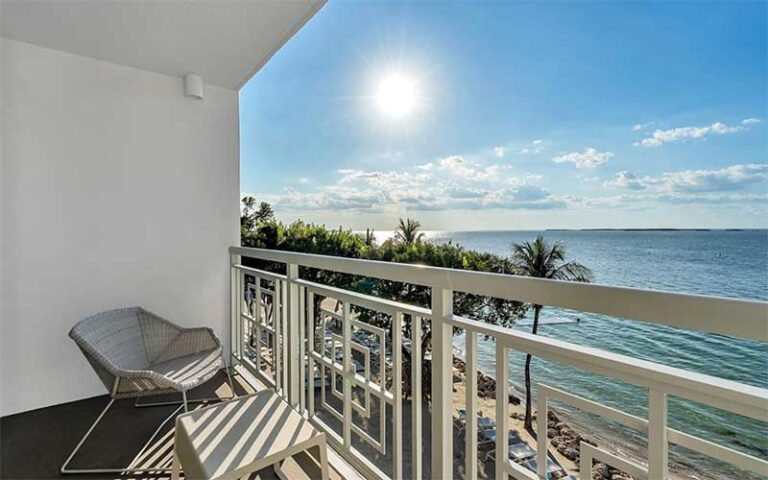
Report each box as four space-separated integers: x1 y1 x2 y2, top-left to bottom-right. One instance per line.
394 218 425 245
241 196 256 211
253 201 274 223
364 228 376 246
241 196 257 229
511 235 592 431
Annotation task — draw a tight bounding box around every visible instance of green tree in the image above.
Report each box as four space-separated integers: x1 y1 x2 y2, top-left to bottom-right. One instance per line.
510 235 593 431
394 218 424 245
239 209 527 400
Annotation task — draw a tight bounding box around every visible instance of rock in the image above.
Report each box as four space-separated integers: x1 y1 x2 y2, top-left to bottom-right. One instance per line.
582 437 597 447
594 463 611 479
550 436 562 448
561 447 579 461
548 410 559 422
547 428 558 438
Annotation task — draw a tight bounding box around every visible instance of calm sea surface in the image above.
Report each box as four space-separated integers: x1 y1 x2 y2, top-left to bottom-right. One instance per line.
421 230 768 478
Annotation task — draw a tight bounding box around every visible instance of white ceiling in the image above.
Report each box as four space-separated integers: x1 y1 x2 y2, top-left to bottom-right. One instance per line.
0 0 326 89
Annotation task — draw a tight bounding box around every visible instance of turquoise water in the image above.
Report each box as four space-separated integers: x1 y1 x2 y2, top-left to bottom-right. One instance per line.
425 230 768 478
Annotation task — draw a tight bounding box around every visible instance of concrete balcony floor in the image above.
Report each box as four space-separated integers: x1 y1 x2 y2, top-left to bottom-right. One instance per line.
0 372 350 480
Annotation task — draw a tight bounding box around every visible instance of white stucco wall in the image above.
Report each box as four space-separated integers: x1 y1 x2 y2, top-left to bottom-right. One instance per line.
0 39 240 417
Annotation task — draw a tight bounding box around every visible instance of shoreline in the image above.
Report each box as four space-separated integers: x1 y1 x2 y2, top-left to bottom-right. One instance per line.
451 357 726 480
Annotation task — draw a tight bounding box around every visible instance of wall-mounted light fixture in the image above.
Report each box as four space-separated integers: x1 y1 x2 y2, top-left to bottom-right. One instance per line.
184 73 204 100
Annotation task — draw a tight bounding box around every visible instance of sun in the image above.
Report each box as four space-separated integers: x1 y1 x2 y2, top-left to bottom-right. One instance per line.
375 74 418 118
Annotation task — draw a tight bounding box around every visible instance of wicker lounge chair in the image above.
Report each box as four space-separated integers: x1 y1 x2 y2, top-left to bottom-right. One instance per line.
61 307 234 474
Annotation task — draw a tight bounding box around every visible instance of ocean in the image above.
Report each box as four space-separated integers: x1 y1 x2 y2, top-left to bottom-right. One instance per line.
415 229 767 479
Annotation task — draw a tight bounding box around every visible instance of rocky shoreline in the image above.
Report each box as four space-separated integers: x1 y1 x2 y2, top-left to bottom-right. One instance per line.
454 356 640 480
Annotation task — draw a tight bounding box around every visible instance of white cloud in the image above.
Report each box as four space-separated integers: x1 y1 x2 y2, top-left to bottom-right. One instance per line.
604 164 768 194
417 155 509 181
520 139 545 154
552 147 613 168
493 146 506 158
632 121 654 131
298 177 310 184
635 118 760 147
257 154 566 213
603 171 646 190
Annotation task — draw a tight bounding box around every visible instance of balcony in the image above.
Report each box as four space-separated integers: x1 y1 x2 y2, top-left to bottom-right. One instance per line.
1 246 765 480
226 246 767 480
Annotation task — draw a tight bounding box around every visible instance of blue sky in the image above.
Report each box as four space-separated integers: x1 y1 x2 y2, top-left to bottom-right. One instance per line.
240 1 766 230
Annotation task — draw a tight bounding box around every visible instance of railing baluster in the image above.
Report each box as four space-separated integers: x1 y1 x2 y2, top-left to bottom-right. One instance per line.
286 263 301 407
274 281 282 393
281 278 289 393
255 279 261 374
393 311 403 480
238 270 244 365
649 389 668 480
465 329 478 480
299 284 306 410
495 342 509 480
536 384 548 479
412 315 423 480
229 254 239 366
308 291 315 418
342 301 352 448
431 287 454 480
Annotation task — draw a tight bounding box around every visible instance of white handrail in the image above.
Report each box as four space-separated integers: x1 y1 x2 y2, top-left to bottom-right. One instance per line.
450 315 768 422
230 246 768 342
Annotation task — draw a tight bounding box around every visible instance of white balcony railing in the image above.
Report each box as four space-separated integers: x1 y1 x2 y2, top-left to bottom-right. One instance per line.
228 246 768 480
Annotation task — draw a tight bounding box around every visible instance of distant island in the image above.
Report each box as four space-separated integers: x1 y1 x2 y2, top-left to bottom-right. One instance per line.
545 228 751 232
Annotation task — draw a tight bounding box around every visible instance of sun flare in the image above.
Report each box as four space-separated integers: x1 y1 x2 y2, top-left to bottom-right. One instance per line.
375 74 418 118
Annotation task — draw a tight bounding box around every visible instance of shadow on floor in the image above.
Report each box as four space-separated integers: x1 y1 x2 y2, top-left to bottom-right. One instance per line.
0 371 341 480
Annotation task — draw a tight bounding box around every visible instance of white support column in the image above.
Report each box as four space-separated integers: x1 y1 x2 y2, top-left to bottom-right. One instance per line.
536 386 548 479
229 254 240 366
412 315 423 480
307 291 316 417
237 270 244 365
495 343 509 480
431 287 454 480
465 330 478 480
282 276 290 396
393 311 403 480
648 390 668 480
285 262 301 407
299 285 306 411
342 301 352 448
255 279 262 373
274 284 282 393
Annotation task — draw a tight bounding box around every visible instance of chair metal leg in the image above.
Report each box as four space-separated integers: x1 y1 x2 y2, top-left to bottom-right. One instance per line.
226 362 237 398
182 390 189 413
61 398 184 474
